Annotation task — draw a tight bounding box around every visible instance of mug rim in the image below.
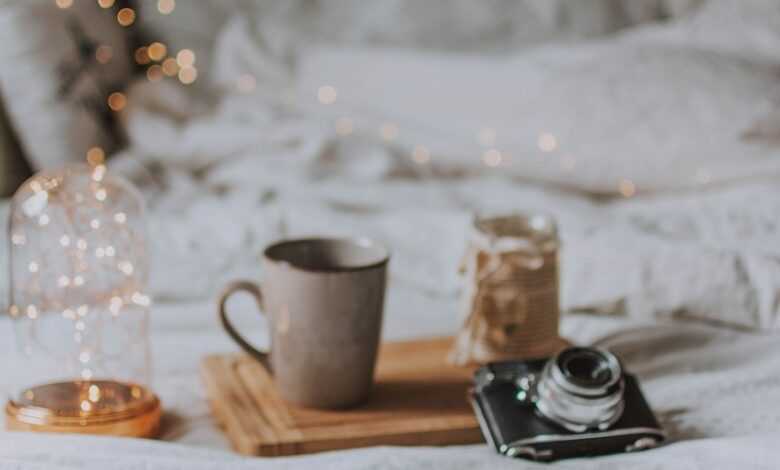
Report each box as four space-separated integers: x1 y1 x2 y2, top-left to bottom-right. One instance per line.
263 237 390 273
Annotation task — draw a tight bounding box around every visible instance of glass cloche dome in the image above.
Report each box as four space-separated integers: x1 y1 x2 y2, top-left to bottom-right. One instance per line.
5 163 159 437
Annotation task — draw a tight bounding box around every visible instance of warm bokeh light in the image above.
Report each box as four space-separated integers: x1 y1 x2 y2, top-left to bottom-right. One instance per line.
147 42 167 61
537 132 558 152
157 0 175 14
86 147 105 166
55 0 73 9
161 58 178 76
482 149 503 167
92 164 106 183
619 178 636 197
317 85 338 104
107 92 127 112
134 47 150 65
178 66 197 84
412 145 431 164
146 65 163 82
176 49 195 67
380 122 399 141
95 45 113 64
97 0 115 8
117 8 136 27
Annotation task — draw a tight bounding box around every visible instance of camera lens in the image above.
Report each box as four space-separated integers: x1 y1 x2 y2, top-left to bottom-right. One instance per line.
558 348 613 388
533 347 625 432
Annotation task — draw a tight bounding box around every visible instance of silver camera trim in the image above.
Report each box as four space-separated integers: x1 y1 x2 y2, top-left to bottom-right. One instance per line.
533 347 626 433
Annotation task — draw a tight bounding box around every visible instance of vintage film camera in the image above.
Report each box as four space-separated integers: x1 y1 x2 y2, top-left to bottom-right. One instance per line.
470 347 665 461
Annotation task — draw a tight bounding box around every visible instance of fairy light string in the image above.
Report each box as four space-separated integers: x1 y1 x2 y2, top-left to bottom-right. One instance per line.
9 163 151 384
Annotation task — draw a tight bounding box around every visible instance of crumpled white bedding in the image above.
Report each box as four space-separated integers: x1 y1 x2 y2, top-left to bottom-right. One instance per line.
114 0 780 330
2 1 780 468
111 143 780 331
2 307 780 469
2 430 780 470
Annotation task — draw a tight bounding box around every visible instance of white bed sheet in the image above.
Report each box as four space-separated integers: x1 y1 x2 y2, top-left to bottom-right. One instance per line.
1 168 780 469
1 301 780 469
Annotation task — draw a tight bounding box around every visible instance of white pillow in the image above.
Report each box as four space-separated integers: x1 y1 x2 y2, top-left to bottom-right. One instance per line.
0 0 132 170
627 0 780 63
295 39 780 194
139 0 675 94
626 0 780 148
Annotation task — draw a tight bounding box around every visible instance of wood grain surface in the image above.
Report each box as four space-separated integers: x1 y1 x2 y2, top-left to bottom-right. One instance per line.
201 337 484 456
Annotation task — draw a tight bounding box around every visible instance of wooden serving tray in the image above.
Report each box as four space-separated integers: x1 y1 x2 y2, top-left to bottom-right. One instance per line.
201 337 483 456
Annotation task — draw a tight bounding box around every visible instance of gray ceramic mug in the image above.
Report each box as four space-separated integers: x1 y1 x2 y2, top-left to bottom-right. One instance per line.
218 237 389 409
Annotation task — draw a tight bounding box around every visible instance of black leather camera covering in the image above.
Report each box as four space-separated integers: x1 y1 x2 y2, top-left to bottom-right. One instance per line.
470 360 665 461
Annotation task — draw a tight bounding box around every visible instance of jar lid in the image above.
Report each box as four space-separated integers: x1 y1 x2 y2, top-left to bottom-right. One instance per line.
5 380 160 438
471 212 559 253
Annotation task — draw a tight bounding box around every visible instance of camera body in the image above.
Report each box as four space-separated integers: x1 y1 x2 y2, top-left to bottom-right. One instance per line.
470 348 665 461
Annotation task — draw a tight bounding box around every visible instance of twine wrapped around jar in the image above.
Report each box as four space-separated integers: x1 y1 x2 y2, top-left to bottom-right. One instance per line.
449 213 568 366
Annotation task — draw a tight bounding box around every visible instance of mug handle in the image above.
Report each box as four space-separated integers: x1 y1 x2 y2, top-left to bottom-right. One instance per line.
218 280 270 370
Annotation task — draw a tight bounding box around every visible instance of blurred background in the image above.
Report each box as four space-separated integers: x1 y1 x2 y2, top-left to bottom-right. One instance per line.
1 0 779 314
4 0 779 193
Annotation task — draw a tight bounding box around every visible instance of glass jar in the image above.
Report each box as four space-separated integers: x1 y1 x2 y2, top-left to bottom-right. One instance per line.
450 212 569 365
5 163 158 436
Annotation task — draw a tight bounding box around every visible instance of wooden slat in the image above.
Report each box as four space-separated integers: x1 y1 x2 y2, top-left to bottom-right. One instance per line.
201 337 484 456
201 356 289 455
